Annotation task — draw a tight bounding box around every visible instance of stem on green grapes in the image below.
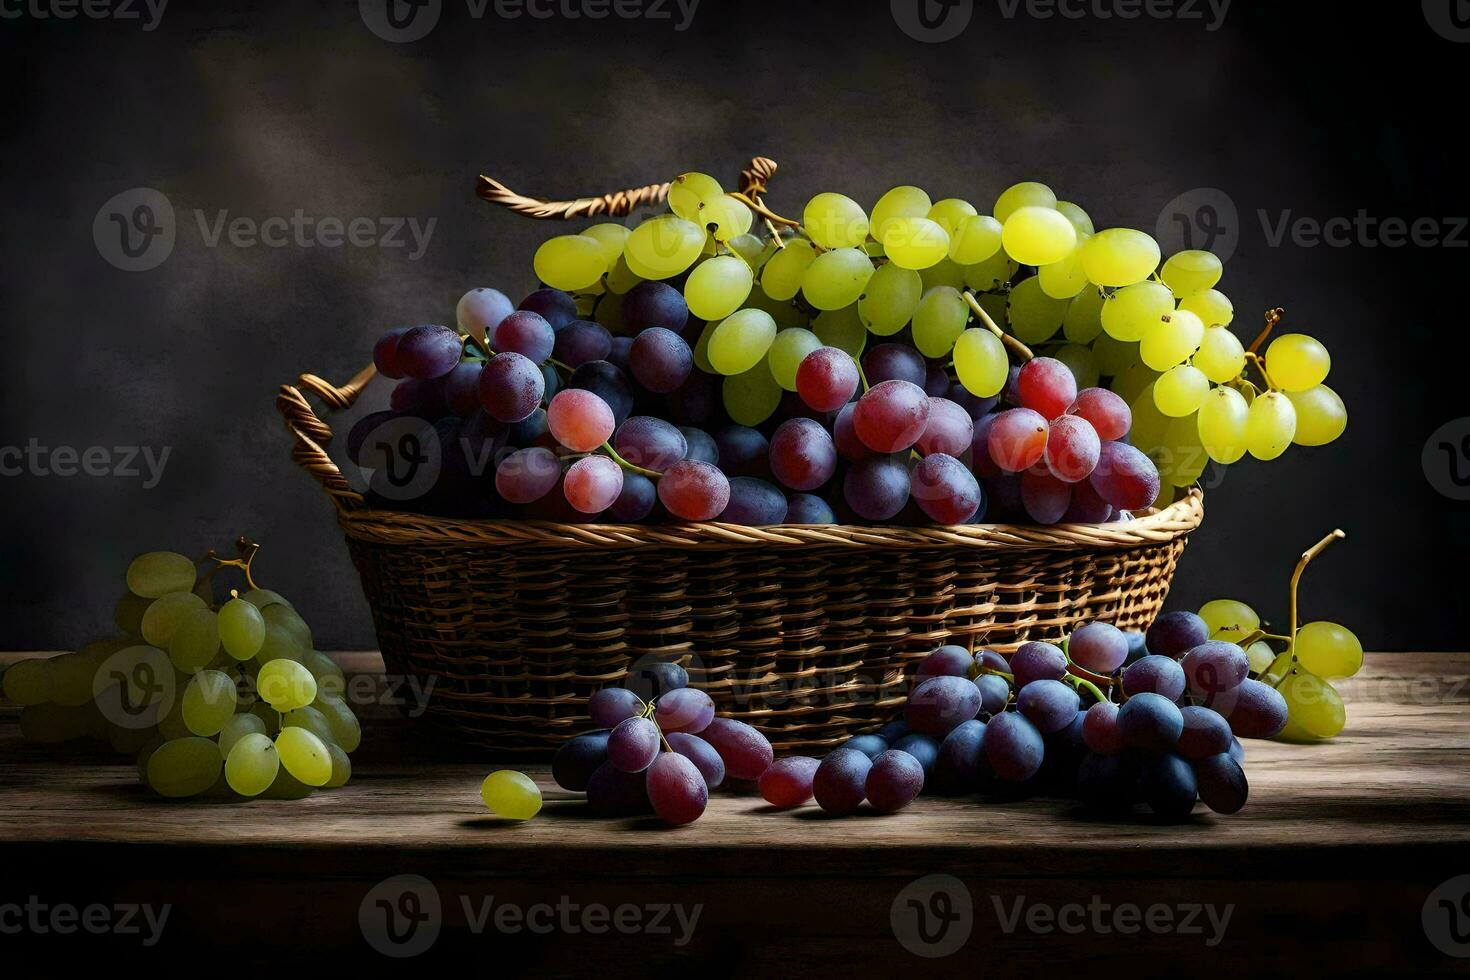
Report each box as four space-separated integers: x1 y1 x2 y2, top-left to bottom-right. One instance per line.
725 191 801 230
1243 351 1279 392
1246 307 1286 355
1289 529 1345 646
201 538 262 595
602 442 663 480
961 290 1034 362
975 665 1015 685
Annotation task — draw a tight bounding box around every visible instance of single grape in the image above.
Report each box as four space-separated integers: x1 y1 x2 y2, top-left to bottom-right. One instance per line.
481 770 543 820
1206 677 1288 739
1147 611 1210 659
1117 692 1184 754
373 327 411 379
892 732 941 776
906 675 983 737
700 717 774 780
1122 655 1187 700
911 453 983 524
1161 250 1223 296
479 351 546 423
1017 679 1080 734
804 192 870 249
1101 281 1174 342
626 661 689 702
1141 753 1198 820
666 731 725 790
766 417 837 492
795 347 859 412
1182 641 1250 695
1082 701 1123 754
1194 753 1247 814
1245 390 1297 460
623 214 705 279
1153 364 1210 417
455 288 514 340
1062 480 1114 523
723 362 782 426
1044 414 1101 483
865 750 926 812
1286 385 1347 446
953 328 1008 399
564 455 623 514
553 320 613 368
801 247 874 310
786 493 836 524
1265 334 1331 392
1081 228 1160 287
766 327 823 392
916 645 974 680
859 262 923 335
257 659 317 712
608 472 657 521
949 213 1004 264
534 234 607 291
442 361 484 417
1195 326 1246 383
917 398 974 457
993 181 1055 223
1176 706 1234 761
974 673 1011 717
863 343 927 387
622 281 689 333
646 752 708 825
495 447 560 504
679 427 719 465
182 669 237 737
871 185 934 242
1016 357 1078 421
713 425 770 479
608 716 662 773
1008 642 1064 686
589 687 645 729
853 380 930 453
759 756 821 808
1068 387 1130 442
658 459 731 521
1089 441 1161 511
931 720 988 795
911 286 968 357
984 711 1045 781
843 456 910 521
761 238 817 301
653 687 715 734
1294 621 1363 679
613 416 688 472
986 409 1048 474
1002 205 1077 266
813 747 872 815
314 695 361 752
552 731 611 791
146 736 223 798
396 325 462 380
127 551 197 599
223 731 280 797
168 608 220 675
1141 309 1206 372
518 287 578 329
1197 386 1249 464
141 591 207 647
547 389 615 452
1069 622 1128 674
1007 276 1069 345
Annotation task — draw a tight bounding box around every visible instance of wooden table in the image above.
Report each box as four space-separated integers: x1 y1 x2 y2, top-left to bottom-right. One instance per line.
3 652 1469 975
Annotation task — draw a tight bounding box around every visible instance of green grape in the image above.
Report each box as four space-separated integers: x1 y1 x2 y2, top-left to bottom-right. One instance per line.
1195 326 1246 383
218 596 266 661
54 641 123 706
224 732 279 797
700 196 753 242
1001 206 1077 267
801 247 874 310
1162 412 1208 488
761 239 817 301
1092 334 1139 378
1037 239 1090 299
692 319 717 373
126 552 196 599
605 254 643 295
532 234 607 291
314 694 363 753
168 608 220 675
326 744 353 788
1080 228 1160 287
708 308 778 375
1007 276 1069 345
582 222 630 267
1197 385 1249 463
729 233 765 268
1161 250 1223 297
3 657 52 706
1245 641 1276 674
977 292 1008 330
1153 364 1210 417
262 604 311 650
768 328 823 391
949 214 1003 265
218 712 267 759
1055 201 1094 236
1295 622 1363 679
1200 599 1261 637
1287 385 1347 446
993 181 1055 223
1178 288 1234 328
1129 383 1171 456
883 217 950 270
668 172 722 222
1062 288 1105 344
182 669 237 737
684 255 754 322
157 697 192 740
255 622 307 665
953 328 1008 398
1278 671 1346 740
285 705 335 746
481 770 543 820
623 215 705 279
1101 281 1173 342
277 726 333 787
744 281 807 329
1110 361 1157 406
859 263 922 336
301 649 345 689
114 591 152 635
926 197 976 236
1245 390 1297 460
1140 308 1205 371
911 286 969 358
262 768 315 800
248 698 280 729
242 588 292 610
257 659 317 712
95 644 172 724
919 257 966 292
723 361 782 426
962 250 1017 293
1265 334 1331 392
141 591 207 648
871 186 933 244
803 192 870 249
147 736 222 798
813 304 867 358
1052 344 1100 391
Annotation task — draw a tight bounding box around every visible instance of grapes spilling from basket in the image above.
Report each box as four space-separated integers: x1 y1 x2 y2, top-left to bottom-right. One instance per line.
2 540 361 800
349 170 1345 525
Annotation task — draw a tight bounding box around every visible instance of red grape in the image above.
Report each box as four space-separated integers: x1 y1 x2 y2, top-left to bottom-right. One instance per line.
769 417 837 491
853 380 930 453
494 447 561 504
494 310 555 364
759 756 821 808
653 687 715 734
1069 622 1129 673
1044 414 1101 483
796 347 860 412
658 459 731 521
1021 469 1072 524
563 455 624 514
843 456 911 521
607 716 661 773
911 453 982 524
700 717 774 780
1082 701 1124 754
1011 641 1067 686
589 688 644 729
646 752 709 825
1069 387 1131 441
479 351 545 423
1016 357 1078 420
373 327 411 379
865 750 925 812
833 403 873 462
568 361 634 426
1089 441 1161 511
547 389 615 452
916 397 974 457
988 408 1049 472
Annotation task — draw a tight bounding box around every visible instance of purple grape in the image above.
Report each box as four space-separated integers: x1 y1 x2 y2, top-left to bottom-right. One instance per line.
865 750 925 813
1068 622 1129 674
653 688 715 734
916 645 973 680
715 425 771 479
456 287 514 339
1090 441 1161 512
1228 737 1246 763
1081 701 1123 754
389 379 445 420
609 472 657 522
623 281 689 333
479 352 546 424
1117 692 1184 754
948 381 997 419
785 493 836 524
625 661 689 702
759 756 820 808
878 719 910 743
923 362 951 397
586 762 652 816
1021 470 1071 524
628 327 693 394
374 327 411 379
494 311 555 364
719 477 789 525
441 361 484 418
906 675 982 737
769 418 836 492
974 673 1011 717
932 719 987 795
679 427 719 465
813 748 871 815
1062 480 1115 523
911 453 982 524
552 731 610 791
569 360 634 426
1122 655 1187 700
397 325 462 380
1017 679 1080 734
976 649 1008 673
700 717 774 780
984 712 1045 782
668 371 717 426
833 403 873 462
347 410 403 465
1010 642 1067 686
508 407 552 448
554 320 613 367
647 751 709 825
843 734 889 760
1123 630 1150 664
494 446 561 504
892 732 940 776
1181 641 1250 695
607 335 634 372
1142 753 1198 820
843 456 911 522
1195 753 1247 814
518 288 577 330
1202 678 1288 739
863 343 926 387
1078 750 1141 813
607 716 661 773
613 416 688 471
1146 611 1211 659
589 687 645 729
917 398 974 457
1177 705 1234 760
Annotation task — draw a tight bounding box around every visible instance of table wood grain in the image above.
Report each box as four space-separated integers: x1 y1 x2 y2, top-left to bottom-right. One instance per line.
2 652 1468 975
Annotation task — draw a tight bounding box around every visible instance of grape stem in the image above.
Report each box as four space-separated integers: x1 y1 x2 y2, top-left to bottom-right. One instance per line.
1242 351 1279 392
961 290 1034 362
602 442 663 480
1061 671 1108 706
1246 307 1286 355
725 190 800 230
1289 529 1346 645
853 355 871 394
200 538 262 595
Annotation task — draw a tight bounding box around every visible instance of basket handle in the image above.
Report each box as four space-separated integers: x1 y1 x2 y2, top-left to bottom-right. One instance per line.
476 156 780 220
276 364 376 513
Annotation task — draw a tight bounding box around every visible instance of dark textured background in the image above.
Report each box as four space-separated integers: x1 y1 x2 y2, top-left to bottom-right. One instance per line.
1 0 1464 650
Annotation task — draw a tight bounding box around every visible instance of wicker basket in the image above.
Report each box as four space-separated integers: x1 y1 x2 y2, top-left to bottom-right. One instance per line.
275 156 1204 753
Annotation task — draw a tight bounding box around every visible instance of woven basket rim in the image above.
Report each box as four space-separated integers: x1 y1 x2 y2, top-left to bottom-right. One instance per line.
336 487 1202 550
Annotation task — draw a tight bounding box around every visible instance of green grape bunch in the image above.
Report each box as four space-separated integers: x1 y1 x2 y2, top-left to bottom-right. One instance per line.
1 539 360 800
